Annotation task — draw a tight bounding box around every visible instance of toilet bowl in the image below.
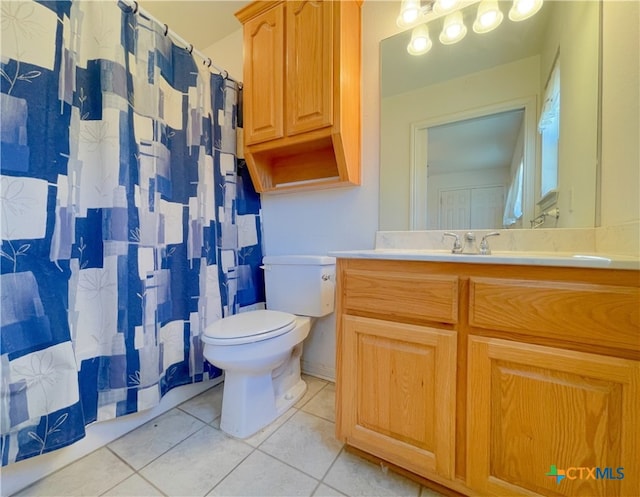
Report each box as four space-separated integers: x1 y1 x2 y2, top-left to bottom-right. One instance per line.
202 310 311 438
202 255 335 438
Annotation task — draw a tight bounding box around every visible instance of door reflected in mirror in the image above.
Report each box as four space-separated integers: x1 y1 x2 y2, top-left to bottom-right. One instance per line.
379 0 600 231
425 108 525 230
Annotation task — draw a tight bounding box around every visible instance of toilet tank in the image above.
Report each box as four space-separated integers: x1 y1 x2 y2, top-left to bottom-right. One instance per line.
262 255 336 317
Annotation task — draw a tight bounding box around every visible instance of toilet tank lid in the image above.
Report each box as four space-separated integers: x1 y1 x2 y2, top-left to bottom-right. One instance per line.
262 255 336 266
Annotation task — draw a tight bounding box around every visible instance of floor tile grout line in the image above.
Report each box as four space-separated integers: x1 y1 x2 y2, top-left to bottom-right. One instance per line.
97 451 169 497
202 443 260 497
253 409 344 486
179 394 301 496
298 405 336 425
309 479 323 497
295 380 330 409
118 414 210 474
252 407 300 447
251 449 322 490
101 446 145 493
9 445 131 497
318 445 347 492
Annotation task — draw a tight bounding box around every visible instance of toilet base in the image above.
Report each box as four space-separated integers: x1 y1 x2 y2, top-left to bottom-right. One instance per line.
219 374 307 439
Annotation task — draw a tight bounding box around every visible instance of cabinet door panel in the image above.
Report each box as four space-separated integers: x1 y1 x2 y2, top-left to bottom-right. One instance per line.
341 315 456 479
286 0 333 135
243 4 284 144
467 336 640 497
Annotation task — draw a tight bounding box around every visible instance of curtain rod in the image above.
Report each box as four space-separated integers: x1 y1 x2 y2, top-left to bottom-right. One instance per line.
116 0 242 87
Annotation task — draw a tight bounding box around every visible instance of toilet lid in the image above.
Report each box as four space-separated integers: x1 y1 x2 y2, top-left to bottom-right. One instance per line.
203 310 296 344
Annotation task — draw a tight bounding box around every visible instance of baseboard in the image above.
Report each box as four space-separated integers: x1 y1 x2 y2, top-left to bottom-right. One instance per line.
301 360 335 382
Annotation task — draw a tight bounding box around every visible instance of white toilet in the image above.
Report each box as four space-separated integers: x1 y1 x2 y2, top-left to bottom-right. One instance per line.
201 255 336 438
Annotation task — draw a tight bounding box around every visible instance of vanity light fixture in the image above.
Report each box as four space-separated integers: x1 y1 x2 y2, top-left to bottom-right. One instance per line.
509 0 544 21
439 11 467 44
473 0 503 33
407 24 433 55
401 0 544 55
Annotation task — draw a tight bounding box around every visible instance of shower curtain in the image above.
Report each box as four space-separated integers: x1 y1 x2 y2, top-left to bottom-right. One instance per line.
0 0 264 465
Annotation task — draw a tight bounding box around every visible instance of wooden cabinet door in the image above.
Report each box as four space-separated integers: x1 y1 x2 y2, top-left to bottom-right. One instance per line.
467 336 640 497
243 3 284 145
285 0 333 136
339 315 457 479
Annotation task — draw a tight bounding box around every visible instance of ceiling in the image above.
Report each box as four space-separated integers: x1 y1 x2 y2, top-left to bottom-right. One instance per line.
140 1 250 50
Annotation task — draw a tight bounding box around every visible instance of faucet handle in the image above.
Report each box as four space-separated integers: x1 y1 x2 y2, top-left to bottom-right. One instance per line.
443 232 462 254
479 232 500 255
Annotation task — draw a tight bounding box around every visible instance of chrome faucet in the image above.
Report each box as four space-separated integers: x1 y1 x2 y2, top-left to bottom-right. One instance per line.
444 231 500 254
462 232 477 254
479 232 500 255
443 232 462 254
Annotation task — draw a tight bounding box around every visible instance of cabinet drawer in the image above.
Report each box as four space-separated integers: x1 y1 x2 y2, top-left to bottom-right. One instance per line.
469 277 640 351
343 269 458 324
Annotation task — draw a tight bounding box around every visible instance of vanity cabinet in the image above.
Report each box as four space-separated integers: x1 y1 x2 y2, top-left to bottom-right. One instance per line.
467 336 639 497
235 0 361 193
340 316 457 480
336 262 459 481
335 258 640 497
466 275 640 497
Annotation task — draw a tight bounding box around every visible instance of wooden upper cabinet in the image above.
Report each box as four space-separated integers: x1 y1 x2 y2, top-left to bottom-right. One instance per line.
236 0 361 194
286 1 333 136
242 3 284 144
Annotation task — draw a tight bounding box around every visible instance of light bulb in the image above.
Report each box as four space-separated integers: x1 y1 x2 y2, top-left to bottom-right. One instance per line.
473 0 504 33
517 0 534 13
439 11 467 45
433 0 460 15
407 24 432 55
446 24 462 38
509 0 543 21
403 7 419 24
397 0 422 27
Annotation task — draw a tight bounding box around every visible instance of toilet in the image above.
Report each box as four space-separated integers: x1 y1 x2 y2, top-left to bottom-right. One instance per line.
201 255 336 438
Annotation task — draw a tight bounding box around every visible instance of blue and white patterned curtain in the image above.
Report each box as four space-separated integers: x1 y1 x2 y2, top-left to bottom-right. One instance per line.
0 0 264 465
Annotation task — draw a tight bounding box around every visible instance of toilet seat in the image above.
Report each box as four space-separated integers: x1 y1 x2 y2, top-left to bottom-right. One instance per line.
203 310 296 345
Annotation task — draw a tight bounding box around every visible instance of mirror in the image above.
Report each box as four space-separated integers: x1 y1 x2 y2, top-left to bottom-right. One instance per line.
379 0 600 231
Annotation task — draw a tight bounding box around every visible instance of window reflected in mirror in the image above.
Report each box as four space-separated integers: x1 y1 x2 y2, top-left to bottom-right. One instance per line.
539 59 560 201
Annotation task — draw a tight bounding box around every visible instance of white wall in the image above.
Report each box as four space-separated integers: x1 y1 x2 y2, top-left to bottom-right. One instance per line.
203 29 243 83
600 0 640 227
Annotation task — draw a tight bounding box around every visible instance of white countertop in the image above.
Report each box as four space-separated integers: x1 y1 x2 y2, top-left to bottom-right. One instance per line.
329 249 640 270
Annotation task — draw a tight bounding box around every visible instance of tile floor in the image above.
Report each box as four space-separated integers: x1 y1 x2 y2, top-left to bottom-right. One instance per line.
13 376 445 497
